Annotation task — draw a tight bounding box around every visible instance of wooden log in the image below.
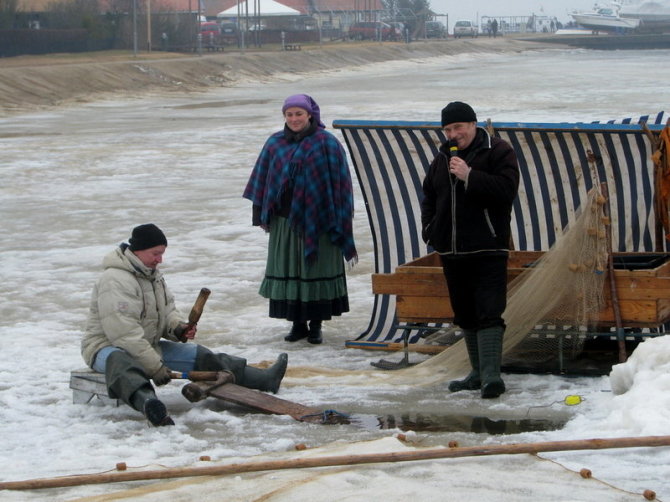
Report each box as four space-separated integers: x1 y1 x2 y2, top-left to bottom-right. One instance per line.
1 435 669 491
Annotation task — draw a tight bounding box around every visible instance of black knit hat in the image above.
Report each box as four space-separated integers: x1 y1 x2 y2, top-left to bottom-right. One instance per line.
129 223 167 251
441 101 477 127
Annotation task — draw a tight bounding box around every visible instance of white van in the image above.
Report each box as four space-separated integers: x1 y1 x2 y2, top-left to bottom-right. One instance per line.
454 20 478 38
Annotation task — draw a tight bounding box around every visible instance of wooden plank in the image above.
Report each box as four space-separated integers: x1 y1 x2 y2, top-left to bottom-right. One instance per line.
598 300 669 325
372 273 447 296
394 296 669 326
395 265 442 275
345 340 446 354
396 295 453 320
399 253 442 267
198 382 330 423
606 284 670 300
654 260 670 277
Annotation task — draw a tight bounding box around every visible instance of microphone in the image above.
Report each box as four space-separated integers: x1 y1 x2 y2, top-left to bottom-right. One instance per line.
448 140 459 180
448 140 459 158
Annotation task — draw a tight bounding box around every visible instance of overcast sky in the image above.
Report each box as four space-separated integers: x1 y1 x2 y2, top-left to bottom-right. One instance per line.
429 0 599 25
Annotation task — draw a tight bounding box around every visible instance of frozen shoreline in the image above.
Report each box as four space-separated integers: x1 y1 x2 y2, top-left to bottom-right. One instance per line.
1 44 669 502
0 37 560 114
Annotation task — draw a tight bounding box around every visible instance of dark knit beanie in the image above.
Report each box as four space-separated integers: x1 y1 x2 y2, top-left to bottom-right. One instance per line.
129 223 167 251
441 101 477 127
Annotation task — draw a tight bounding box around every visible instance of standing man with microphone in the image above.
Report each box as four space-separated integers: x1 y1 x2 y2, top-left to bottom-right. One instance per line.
420 102 520 398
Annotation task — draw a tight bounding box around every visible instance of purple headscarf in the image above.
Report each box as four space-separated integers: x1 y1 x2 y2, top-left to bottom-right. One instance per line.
282 94 326 128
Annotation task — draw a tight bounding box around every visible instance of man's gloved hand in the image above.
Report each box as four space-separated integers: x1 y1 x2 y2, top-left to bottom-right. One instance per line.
174 322 197 343
152 365 172 386
174 323 187 342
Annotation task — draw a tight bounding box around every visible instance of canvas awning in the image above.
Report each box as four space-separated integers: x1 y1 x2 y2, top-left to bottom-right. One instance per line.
217 0 301 17
332 112 669 344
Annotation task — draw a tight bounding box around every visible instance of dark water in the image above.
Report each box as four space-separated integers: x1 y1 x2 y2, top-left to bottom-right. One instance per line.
357 413 565 434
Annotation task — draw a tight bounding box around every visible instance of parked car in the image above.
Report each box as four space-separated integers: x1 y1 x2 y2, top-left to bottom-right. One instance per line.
200 21 221 38
199 21 222 47
348 22 393 41
425 21 446 38
453 20 478 38
219 22 238 44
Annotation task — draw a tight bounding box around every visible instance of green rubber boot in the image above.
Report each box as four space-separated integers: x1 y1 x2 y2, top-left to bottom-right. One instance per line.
448 330 481 392
478 326 506 399
240 353 288 394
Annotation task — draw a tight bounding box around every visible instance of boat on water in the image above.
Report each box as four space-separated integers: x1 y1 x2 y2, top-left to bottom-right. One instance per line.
571 3 641 33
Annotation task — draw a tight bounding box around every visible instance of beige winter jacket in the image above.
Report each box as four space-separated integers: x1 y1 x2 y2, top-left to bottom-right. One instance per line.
81 244 183 376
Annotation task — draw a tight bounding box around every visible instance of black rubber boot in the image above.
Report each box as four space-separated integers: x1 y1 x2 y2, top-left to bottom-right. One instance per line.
131 387 175 426
284 322 309 342
307 320 323 345
104 352 174 426
143 399 175 427
448 330 481 392
478 326 506 399
240 353 288 394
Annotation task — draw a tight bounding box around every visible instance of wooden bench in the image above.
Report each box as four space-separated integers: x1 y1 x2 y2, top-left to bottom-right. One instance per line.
283 44 301 51
371 250 670 369
373 251 670 327
69 369 119 406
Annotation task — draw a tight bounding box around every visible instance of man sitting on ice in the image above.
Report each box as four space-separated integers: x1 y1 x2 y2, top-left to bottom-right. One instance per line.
81 223 288 426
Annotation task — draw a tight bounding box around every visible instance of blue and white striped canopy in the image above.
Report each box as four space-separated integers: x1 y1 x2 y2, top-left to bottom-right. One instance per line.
333 112 668 343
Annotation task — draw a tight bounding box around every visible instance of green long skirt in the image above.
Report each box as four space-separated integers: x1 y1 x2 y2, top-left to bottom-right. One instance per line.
260 216 350 322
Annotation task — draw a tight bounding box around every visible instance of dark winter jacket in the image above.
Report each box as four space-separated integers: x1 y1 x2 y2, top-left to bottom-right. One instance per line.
421 128 519 255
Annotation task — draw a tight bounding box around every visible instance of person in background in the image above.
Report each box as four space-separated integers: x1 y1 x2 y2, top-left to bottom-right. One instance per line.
243 94 357 345
81 223 288 426
420 102 519 398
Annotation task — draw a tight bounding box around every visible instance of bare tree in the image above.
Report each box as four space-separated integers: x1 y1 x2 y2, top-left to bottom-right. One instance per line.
0 0 20 29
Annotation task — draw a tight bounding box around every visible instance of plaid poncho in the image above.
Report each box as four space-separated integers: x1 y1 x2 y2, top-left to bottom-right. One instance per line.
243 126 357 265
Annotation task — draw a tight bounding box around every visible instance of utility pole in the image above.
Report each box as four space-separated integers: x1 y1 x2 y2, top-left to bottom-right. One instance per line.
147 0 152 51
132 0 138 56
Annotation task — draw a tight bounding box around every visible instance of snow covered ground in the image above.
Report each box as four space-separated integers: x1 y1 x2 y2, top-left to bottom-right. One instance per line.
1 48 670 501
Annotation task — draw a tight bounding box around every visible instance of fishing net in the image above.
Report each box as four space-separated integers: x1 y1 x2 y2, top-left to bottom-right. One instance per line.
284 186 611 388
393 186 610 384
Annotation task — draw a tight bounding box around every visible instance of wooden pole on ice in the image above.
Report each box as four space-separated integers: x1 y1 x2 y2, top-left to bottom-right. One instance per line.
2 435 670 491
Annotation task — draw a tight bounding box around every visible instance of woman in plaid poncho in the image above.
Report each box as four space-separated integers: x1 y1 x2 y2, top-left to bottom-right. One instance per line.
243 94 357 345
